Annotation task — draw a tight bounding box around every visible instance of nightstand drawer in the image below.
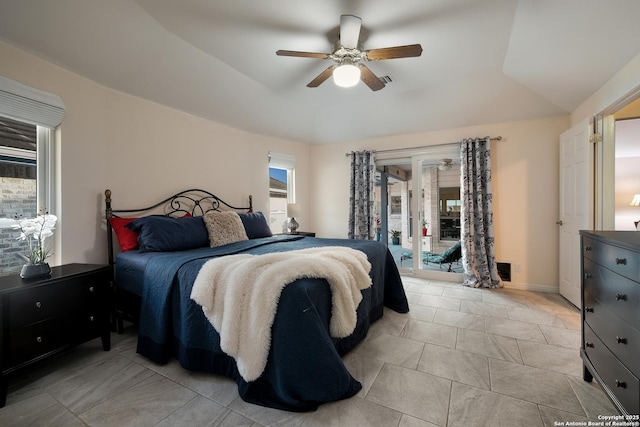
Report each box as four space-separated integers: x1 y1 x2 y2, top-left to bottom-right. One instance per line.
584 290 640 376
9 318 65 366
583 258 640 330
584 325 640 415
8 277 102 329
583 235 640 282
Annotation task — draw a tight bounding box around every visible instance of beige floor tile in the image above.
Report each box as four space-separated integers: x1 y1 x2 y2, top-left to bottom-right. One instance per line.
506 305 567 327
539 324 581 349
400 319 458 348
180 371 241 407
442 286 484 301
566 376 619 420
455 328 523 363
299 395 402 427
342 353 385 398
518 339 582 377
538 405 589 427
155 395 254 427
0 393 85 427
459 299 509 318
355 333 424 369
448 382 544 427
403 281 445 296
366 364 451 426
484 316 547 342
489 359 586 415
407 304 438 322
416 294 461 311
78 374 198 427
433 308 485 331
417 343 490 390
398 414 440 427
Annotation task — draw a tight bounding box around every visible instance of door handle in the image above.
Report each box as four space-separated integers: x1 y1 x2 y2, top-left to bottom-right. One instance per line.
556 220 563 226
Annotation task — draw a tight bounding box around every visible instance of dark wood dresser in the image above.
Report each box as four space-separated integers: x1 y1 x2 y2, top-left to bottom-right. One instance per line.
580 231 640 416
0 263 112 407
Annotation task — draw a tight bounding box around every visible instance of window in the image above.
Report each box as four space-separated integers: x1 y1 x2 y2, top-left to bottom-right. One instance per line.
268 152 296 234
0 76 63 275
0 118 55 275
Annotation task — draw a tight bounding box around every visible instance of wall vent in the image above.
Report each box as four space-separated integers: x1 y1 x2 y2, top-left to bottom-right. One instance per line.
497 262 511 282
379 75 394 84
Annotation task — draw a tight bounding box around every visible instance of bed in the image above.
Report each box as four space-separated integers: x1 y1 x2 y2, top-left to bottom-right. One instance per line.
105 188 409 412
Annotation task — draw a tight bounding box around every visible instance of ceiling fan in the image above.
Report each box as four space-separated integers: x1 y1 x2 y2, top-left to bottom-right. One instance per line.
438 159 453 171
276 15 422 91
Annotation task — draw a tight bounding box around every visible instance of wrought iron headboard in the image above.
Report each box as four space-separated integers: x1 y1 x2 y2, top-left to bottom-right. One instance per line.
105 188 253 265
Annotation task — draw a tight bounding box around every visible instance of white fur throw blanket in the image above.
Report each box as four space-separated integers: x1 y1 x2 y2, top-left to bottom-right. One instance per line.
190 246 372 382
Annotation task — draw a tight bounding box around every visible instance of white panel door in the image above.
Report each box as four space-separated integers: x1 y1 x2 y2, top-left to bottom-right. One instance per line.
559 119 592 308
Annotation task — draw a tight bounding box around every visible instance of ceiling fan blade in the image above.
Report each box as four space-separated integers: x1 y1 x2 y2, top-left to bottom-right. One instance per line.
340 15 361 49
366 44 423 60
359 65 385 91
307 66 336 88
276 50 330 59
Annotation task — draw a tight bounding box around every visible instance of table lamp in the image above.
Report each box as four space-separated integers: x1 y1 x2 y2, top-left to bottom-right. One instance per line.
630 194 640 230
287 203 300 234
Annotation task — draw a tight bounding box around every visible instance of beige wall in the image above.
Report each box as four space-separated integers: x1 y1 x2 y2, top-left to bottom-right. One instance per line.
0 40 310 266
3 37 639 290
310 117 570 290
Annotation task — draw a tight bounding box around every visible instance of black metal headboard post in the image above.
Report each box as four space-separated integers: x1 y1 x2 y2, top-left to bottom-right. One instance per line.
105 188 253 266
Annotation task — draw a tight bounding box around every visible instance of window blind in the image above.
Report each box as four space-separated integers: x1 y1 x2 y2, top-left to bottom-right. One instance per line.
268 152 296 169
0 76 65 129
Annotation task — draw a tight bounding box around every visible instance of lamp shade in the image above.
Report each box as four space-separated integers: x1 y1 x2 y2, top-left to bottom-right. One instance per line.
287 203 300 218
333 64 361 88
630 194 640 207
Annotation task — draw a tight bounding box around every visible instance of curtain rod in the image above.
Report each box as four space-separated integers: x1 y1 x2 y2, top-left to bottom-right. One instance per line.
344 136 502 157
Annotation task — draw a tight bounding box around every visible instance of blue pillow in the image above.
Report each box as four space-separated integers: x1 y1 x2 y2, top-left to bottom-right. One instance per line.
239 211 272 239
126 215 209 252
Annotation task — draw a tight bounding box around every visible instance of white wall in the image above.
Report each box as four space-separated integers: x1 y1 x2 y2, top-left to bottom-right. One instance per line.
310 117 570 290
0 40 311 266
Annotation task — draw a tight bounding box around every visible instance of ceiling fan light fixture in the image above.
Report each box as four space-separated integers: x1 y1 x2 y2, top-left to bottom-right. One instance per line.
333 64 361 88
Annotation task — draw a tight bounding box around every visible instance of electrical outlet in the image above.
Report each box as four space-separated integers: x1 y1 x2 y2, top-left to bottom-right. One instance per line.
515 263 522 272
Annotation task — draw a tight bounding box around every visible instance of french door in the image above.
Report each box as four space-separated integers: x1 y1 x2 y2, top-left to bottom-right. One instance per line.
377 144 462 280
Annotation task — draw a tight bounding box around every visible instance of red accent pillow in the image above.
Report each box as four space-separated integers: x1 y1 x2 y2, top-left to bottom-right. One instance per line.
110 213 193 252
109 217 139 251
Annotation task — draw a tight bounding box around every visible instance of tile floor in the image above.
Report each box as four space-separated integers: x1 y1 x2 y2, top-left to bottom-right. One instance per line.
0 276 619 426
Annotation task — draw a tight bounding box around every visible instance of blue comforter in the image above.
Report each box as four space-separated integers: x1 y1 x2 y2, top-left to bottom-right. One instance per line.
124 235 408 411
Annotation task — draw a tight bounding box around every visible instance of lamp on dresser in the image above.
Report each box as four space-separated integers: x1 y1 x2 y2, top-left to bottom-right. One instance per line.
630 194 640 230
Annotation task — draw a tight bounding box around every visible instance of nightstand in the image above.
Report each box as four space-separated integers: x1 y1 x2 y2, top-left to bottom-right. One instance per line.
0 263 112 407
289 231 316 237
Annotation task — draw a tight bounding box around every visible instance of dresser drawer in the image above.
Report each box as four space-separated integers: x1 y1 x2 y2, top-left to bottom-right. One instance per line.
584 290 640 376
8 277 103 329
9 318 66 366
584 325 640 415
583 235 640 282
583 257 640 330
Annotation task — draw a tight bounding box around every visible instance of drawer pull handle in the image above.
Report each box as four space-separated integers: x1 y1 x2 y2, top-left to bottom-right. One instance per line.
615 380 626 388
615 258 627 265
36 336 42 343
584 273 592 279
616 336 627 344
35 301 42 308
615 293 627 301
89 286 95 292
585 246 592 251
585 342 594 348
585 307 594 313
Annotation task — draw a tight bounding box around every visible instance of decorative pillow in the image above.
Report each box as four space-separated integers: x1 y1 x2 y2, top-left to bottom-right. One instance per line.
126 215 209 252
239 211 272 239
203 211 249 247
109 217 139 251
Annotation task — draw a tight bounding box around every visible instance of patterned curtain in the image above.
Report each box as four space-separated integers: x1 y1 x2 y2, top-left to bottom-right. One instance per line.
460 138 502 288
348 151 376 240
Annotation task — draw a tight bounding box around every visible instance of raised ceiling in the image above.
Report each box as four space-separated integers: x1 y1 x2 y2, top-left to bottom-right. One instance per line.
1 0 639 144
